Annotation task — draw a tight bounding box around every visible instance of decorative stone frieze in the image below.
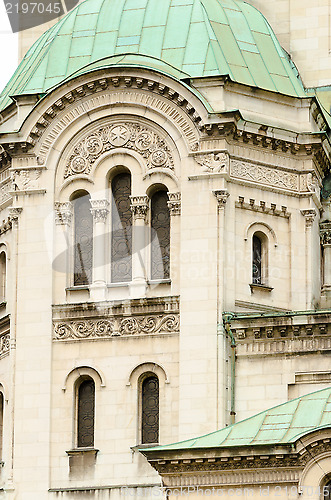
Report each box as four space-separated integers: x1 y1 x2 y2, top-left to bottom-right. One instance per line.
301 208 317 228
320 222 331 245
194 152 229 173
213 190 230 210
231 159 299 192
53 296 180 341
11 168 41 191
90 199 110 223
167 192 181 216
0 316 10 358
130 196 149 221
64 122 174 179
236 197 290 218
54 202 73 226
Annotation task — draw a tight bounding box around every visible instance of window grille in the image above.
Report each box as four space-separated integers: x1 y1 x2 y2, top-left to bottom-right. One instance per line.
141 376 159 444
0 393 3 459
252 234 262 284
74 195 93 285
0 252 6 301
77 379 95 448
111 173 132 282
151 191 170 280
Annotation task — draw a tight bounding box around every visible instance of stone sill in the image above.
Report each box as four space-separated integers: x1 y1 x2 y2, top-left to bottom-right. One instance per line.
147 279 171 285
66 448 99 457
250 283 273 293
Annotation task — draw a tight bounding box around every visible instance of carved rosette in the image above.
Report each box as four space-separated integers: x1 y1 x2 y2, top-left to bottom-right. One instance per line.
64 122 174 179
301 209 317 229
213 190 230 211
9 207 23 226
194 152 229 173
320 222 331 246
90 199 110 223
53 313 179 340
130 195 149 221
167 192 181 216
54 202 73 226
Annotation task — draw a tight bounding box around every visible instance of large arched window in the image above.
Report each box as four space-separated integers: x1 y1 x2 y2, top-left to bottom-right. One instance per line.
252 232 268 285
0 252 6 302
77 378 95 448
141 375 159 444
73 193 93 286
111 173 132 283
151 190 170 280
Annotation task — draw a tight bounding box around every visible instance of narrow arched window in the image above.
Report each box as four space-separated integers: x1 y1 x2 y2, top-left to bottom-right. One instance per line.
111 173 132 282
0 252 6 302
77 378 95 448
0 393 4 460
73 194 93 286
252 234 262 284
151 191 170 280
141 375 159 444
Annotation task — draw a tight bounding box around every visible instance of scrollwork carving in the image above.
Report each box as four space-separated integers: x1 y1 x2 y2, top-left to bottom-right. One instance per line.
64 122 174 178
231 160 299 191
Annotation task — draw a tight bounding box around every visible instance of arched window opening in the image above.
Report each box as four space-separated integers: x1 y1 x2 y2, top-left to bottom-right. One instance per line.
151 191 170 280
111 173 132 283
73 194 93 286
252 234 262 284
77 378 95 448
141 375 159 444
0 393 4 459
0 252 6 302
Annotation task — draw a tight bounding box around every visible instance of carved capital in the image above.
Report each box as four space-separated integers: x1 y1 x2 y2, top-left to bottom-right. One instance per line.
213 190 230 210
90 199 110 223
130 195 149 221
54 202 73 226
9 207 23 226
320 222 331 246
167 192 181 216
301 209 317 229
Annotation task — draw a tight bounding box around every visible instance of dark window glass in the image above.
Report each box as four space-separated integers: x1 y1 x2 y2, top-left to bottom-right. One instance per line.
74 195 93 285
142 376 159 444
111 173 132 282
0 253 6 302
77 379 95 448
324 481 331 500
0 393 3 459
252 234 262 284
151 191 170 280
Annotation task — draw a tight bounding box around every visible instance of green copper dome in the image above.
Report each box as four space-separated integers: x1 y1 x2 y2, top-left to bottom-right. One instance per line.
0 0 306 111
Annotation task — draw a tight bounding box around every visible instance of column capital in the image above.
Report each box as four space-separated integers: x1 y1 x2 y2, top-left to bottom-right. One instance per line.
213 189 229 211
167 192 181 216
130 195 149 221
301 208 317 229
320 221 331 246
90 199 110 223
9 207 23 226
54 202 73 226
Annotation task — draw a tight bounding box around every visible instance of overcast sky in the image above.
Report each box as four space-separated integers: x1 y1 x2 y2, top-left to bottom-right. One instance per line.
0 5 18 94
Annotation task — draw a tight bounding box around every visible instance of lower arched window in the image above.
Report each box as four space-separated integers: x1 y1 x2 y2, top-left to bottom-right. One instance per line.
73 193 93 286
141 375 159 444
151 190 170 280
77 378 95 448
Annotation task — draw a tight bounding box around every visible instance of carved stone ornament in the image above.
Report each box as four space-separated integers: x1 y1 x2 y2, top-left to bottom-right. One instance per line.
213 190 230 210
320 222 331 245
167 192 181 216
130 195 149 221
54 202 73 226
0 333 10 357
11 169 41 191
195 152 229 173
64 122 174 179
90 199 110 223
301 208 317 229
231 160 299 191
53 314 179 340
0 178 13 207
9 207 23 225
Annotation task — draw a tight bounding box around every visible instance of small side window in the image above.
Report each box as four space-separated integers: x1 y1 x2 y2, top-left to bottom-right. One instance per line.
252 232 268 285
77 378 95 448
141 375 159 444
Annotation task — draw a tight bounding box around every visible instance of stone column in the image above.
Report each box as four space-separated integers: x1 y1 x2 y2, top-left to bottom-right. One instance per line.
54 202 73 293
320 222 331 299
90 199 109 301
300 209 317 309
167 193 181 293
129 196 149 298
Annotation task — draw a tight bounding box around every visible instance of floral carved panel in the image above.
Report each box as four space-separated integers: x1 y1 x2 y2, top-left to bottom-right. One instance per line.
230 160 299 191
64 122 174 179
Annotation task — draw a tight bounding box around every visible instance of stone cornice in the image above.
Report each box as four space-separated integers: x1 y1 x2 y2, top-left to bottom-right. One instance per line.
236 197 290 218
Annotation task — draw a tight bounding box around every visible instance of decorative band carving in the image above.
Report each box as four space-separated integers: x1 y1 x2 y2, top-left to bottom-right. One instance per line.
230 160 299 192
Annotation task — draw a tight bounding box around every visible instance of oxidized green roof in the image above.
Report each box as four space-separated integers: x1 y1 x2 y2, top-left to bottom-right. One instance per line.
0 0 306 111
144 387 331 451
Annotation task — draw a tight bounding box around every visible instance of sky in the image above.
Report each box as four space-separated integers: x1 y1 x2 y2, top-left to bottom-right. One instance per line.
0 5 18 94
